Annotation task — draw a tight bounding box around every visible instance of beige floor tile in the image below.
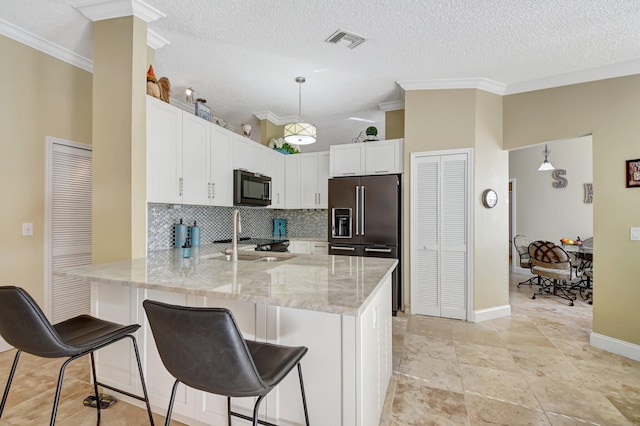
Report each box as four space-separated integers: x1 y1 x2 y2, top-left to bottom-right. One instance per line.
499 331 560 355
509 348 587 383
491 317 545 336
459 364 541 408
465 393 551 425
389 374 469 426
604 392 640 425
455 341 520 372
525 374 632 425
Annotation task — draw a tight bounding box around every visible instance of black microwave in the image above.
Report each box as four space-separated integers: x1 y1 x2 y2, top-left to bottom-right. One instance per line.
234 169 272 207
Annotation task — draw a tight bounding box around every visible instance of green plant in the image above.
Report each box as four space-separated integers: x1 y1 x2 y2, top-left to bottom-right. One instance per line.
365 126 378 136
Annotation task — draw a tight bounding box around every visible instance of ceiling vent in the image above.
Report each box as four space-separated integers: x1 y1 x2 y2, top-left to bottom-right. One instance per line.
325 30 366 49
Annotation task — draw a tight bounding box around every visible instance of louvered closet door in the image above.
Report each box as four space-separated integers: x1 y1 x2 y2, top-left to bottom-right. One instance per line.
411 152 468 320
50 142 92 324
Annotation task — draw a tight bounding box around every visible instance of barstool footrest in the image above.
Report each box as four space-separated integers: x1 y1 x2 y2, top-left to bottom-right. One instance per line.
230 410 280 426
95 381 149 404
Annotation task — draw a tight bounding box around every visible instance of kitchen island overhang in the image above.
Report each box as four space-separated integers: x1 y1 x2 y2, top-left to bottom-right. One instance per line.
60 244 396 426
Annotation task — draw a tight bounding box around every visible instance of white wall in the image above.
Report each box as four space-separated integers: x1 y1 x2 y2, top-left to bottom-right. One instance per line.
509 135 593 244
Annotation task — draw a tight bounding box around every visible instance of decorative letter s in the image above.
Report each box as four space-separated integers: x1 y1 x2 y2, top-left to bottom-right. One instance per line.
552 169 568 188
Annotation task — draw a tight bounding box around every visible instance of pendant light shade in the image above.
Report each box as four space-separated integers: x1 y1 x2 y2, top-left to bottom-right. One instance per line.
537 144 555 171
284 77 317 145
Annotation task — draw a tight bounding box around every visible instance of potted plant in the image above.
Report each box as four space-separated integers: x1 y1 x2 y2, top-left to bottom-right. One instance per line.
268 137 300 154
365 126 378 141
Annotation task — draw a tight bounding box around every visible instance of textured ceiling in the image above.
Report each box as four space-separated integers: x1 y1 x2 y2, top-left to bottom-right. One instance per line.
2 0 640 151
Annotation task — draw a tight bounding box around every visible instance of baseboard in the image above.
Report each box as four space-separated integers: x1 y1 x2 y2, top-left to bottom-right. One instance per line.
471 304 511 322
590 332 640 361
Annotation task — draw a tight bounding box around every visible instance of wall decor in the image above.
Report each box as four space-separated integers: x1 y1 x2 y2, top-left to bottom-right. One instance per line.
584 183 593 203
552 169 568 188
626 158 640 188
195 101 211 121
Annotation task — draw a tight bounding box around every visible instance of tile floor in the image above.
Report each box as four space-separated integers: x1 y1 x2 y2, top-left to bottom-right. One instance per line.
1 273 639 425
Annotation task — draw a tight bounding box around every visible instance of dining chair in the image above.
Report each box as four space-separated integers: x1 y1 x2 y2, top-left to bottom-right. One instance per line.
513 234 537 287
0 286 154 425
143 299 310 426
528 241 576 305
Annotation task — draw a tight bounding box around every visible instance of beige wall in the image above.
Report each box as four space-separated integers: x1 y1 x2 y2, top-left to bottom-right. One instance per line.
504 75 640 345
260 119 284 146
404 89 508 313
0 35 93 306
92 16 148 263
385 109 405 139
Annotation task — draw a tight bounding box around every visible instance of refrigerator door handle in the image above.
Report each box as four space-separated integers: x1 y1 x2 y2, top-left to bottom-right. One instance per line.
355 185 360 236
364 247 392 253
331 246 356 251
361 185 365 236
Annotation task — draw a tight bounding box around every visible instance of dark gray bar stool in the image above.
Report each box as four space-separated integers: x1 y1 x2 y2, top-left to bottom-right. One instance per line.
143 299 310 426
0 286 154 425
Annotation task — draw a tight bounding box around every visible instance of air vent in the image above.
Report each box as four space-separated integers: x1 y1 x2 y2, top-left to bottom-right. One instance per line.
325 30 366 49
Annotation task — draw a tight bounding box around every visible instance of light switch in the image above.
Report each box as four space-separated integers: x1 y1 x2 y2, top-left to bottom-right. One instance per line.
22 223 33 236
631 227 640 241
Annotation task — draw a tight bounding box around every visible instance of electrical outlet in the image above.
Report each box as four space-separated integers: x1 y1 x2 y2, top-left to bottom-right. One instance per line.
631 227 640 241
22 223 33 236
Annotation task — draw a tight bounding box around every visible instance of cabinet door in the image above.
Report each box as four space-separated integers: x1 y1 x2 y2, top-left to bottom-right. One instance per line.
365 138 403 175
288 240 311 254
267 150 286 209
317 151 330 208
210 125 233 206
181 113 210 206
300 153 319 208
233 136 266 175
330 144 365 177
285 155 301 209
310 240 328 255
146 96 183 203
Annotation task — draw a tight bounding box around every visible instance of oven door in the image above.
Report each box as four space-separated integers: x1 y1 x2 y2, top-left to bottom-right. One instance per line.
234 169 272 206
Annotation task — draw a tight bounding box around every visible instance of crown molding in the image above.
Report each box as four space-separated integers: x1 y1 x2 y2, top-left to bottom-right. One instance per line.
147 29 169 49
74 0 166 23
504 59 640 95
0 18 93 72
397 78 506 95
253 111 299 125
378 100 404 112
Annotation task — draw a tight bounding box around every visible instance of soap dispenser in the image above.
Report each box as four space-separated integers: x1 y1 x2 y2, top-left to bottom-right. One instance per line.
174 219 187 248
182 238 192 258
189 221 201 246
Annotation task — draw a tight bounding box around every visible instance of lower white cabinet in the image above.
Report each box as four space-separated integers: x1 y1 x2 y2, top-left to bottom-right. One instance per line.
91 275 392 426
288 240 328 255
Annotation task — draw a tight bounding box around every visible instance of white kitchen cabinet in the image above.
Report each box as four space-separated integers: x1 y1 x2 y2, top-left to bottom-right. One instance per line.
365 138 403 175
181 113 210 205
146 96 183 204
300 152 330 209
310 240 328 255
330 139 404 177
289 240 328 255
233 135 267 175
285 155 301 209
209 125 233 206
266 149 286 208
330 143 365 176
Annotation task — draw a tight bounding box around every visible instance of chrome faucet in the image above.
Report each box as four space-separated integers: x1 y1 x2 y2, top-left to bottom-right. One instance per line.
230 209 242 262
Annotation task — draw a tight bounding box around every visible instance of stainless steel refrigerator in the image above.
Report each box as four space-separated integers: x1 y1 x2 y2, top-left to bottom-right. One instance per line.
328 174 402 314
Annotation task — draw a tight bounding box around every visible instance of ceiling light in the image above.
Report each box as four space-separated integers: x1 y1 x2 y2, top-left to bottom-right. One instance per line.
537 144 555 171
284 77 317 145
348 117 376 123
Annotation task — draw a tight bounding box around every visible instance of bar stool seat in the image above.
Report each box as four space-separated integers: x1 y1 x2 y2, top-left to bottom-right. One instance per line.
0 286 154 425
143 299 310 426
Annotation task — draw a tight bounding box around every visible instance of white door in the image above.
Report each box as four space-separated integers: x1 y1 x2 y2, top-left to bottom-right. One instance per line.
411 151 469 320
47 139 92 323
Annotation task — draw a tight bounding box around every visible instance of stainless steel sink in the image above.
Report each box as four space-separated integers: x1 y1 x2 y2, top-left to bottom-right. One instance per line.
208 252 294 262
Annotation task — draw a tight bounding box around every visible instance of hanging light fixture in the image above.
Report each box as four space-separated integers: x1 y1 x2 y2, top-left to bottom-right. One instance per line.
284 77 317 145
537 144 555 171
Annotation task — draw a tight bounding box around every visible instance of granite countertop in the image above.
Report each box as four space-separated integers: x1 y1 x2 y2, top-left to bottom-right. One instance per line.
58 243 396 316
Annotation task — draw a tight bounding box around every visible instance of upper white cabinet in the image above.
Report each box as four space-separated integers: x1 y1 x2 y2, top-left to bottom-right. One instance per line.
330 138 403 177
181 113 211 205
300 152 330 209
233 135 267 175
209 125 233 206
147 96 183 204
285 155 301 209
266 149 286 209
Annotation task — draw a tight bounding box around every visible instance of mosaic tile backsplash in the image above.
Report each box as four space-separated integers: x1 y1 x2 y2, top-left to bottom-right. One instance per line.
147 204 327 251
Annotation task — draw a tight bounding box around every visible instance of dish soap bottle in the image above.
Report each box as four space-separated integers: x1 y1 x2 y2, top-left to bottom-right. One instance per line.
182 238 192 258
174 219 187 248
189 221 201 246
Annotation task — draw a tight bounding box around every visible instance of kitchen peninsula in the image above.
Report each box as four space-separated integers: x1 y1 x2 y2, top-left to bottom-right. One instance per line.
60 243 396 426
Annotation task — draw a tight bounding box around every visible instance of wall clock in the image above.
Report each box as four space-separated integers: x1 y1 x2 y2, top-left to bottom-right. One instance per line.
482 189 498 208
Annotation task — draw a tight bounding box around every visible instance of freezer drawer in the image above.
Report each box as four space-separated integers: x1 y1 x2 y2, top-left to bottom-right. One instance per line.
328 244 363 256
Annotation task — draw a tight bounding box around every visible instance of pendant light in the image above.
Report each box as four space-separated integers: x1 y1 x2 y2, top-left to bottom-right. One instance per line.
537 144 555 171
284 77 317 145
